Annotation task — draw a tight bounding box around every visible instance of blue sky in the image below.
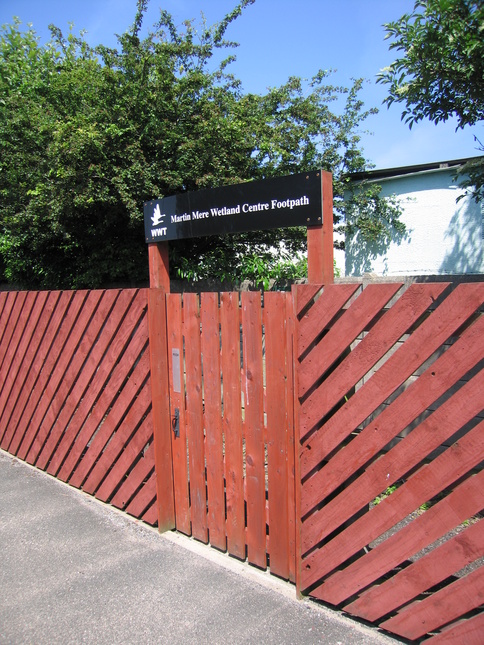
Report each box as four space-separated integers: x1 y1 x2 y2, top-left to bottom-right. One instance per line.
1 0 481 170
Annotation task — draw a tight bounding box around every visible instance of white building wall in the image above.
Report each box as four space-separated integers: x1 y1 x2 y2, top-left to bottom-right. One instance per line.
345 168 484 276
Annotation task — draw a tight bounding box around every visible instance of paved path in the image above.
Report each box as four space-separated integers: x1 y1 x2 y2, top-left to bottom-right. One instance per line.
0 450 400 645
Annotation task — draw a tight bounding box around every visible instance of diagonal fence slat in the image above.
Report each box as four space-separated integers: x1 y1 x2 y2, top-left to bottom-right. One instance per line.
301 315 484 522
5 293 58 454
15 291 78 461
334 470 484 613
52 289 146 481
299 283 402 398
95 414 154 503
0 288 157 526
300 283 484 459
82 380 152 495
0 292 28 378
111 441 155 511
300 282 449 456
67 343 150 489
296 282 484 643
380 566 484 640
425 611 484 644
40 290 125 474
59 294 149 485
23 290 88 464
302 419 484 589
34 289 106 470
345 518 484 620
0 291 49 448
0 292 35 434
304 368 484 562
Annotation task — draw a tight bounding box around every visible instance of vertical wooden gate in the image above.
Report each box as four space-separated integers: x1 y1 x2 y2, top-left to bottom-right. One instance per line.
295 281 484 643
163 290 297 580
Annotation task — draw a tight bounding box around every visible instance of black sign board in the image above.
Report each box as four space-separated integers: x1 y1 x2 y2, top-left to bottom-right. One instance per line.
144 170 322 243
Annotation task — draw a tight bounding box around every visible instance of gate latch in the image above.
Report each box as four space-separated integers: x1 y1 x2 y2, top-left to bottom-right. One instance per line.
172 408 180 438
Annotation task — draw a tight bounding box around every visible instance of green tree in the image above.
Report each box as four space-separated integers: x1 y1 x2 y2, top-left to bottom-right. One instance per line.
378 0 484 202
0 0 403 289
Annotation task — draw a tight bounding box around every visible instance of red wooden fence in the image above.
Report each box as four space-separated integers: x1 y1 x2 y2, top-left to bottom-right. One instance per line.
2 280 484 642
295 281 484 643
0 288 158 525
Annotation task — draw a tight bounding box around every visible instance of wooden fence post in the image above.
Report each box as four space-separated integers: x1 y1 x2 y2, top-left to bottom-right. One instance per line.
147 242 175 532
296 171 334 591
307 170 334 284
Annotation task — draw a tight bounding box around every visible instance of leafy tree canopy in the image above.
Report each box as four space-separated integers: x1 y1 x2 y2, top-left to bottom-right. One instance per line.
379 0 484 202
0 0 403 289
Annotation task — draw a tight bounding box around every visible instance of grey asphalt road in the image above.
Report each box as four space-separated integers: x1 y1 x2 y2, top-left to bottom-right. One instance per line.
0 450 401 645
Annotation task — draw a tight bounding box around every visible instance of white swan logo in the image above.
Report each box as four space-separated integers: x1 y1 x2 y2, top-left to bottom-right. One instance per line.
151 204 165 227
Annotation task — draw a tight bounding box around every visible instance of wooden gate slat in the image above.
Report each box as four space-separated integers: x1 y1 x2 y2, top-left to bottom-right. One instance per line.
0 291 48 448
184 293 208 543
340 469 484 617
220 292 245 559
242 291 266 568
299 284 402 398
286 291 297 583
15 291 73 460
51 290 146 479
301 419 484 589
427 613 484 644
68 348 150 489
265 292 290 578
380 566 484 640
341 518 484 621
95 415 153 503
166 293 191 536
34 290 106 470
201 293 225 551
6 292 60 455
22 291 87 463
300 282 484 456
297 283 360 356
